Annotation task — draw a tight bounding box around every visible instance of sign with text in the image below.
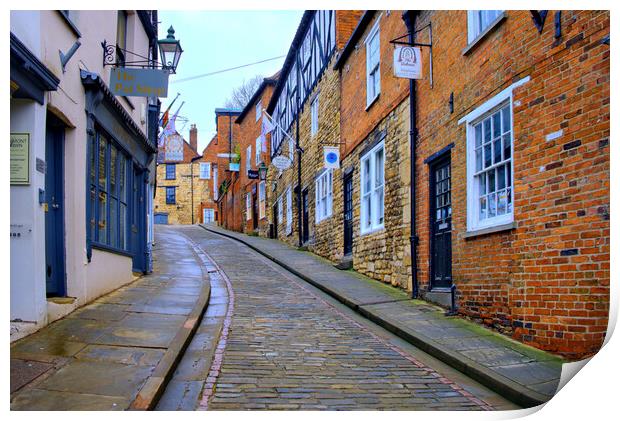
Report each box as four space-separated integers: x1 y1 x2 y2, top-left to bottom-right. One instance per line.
272 156 292 171
110 68 169 98
10 133 30 185
394 46 422 79
247 170 259 179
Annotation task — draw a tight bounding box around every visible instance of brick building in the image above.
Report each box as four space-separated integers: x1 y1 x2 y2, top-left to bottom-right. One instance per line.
155 125 211 225
235 75 278 235
213 109 243 230
216 10 609 359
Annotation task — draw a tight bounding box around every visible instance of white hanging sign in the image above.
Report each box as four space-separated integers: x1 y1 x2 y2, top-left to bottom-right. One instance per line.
323 146 340 169
271 155 292 171
394 46 422 79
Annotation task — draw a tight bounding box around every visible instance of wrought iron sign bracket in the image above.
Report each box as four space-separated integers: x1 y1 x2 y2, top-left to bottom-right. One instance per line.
389 22 434 88
102 40 159 70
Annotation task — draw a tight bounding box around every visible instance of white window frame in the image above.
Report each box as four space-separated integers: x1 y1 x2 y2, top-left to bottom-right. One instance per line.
360 140 385 235
365 19 381 107
286 187 293 235
199 162 211 179
277 195 283 223
255 136 261 165
289 137 295 162
467 10 503 44
315 169 333 223
246 145 252 174
310 95 319 136
459 76 530 233
246 193 252 221
258 181 266 219
213 165 218 200
255 99 262 122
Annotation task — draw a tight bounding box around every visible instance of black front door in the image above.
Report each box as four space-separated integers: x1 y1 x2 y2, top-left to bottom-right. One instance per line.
45 115 66 297
302 189 309 243
252 191 258 230
430 157 452 289
273 202 278 238
343 172 353 255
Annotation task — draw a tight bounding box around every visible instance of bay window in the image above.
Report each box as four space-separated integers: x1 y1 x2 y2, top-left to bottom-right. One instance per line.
88 130 129 252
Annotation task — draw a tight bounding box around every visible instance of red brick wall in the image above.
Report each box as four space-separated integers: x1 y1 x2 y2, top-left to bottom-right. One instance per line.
335 10 365 49
236 84 275 234
214 112 243 231
340 11 409 160
411 10 609 358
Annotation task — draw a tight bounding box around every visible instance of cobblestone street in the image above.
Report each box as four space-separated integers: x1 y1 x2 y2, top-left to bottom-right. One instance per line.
179 226 500 411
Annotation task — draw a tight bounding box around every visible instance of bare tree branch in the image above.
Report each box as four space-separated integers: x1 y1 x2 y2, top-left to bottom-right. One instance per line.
223 75 264 109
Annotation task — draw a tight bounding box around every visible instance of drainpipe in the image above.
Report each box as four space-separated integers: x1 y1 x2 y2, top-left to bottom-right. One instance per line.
403 10 419 299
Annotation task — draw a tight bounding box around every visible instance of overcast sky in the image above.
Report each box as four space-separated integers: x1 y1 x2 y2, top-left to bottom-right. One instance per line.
158 10 303 153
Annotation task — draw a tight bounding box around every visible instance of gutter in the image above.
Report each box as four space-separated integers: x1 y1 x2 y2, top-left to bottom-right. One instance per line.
402 11 419 299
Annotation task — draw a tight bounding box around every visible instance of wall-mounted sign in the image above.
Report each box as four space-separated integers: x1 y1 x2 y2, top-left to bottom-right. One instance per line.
394 46 422 79
323 146 340 169
272 156 292 171
229 162 240 172
110 67 169 98
247 169 259 179
164 133 184 161
11 133 30 185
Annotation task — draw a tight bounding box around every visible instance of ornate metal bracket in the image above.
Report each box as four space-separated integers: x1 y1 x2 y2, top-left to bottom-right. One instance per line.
101 40 157 69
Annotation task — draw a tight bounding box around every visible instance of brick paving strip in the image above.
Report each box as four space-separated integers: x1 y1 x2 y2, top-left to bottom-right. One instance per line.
10 226 212 410
187 227 494 410
201 224 565 408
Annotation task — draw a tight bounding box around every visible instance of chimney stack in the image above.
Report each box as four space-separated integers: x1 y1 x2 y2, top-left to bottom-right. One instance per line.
189 124 198 151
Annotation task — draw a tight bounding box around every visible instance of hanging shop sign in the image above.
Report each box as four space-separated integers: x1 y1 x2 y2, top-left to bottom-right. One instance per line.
247 169 259 179
394 46 422 79
10 133 30 185
323 146 340 169
164 133 184 161
271 155 292 171
229 162 240 172
217 153 239 159
110 67 169 98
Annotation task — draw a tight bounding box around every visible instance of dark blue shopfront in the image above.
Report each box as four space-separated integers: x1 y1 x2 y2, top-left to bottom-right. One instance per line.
81 70 156 273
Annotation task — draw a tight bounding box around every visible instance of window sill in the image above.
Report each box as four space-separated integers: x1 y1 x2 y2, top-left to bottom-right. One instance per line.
360 225 385 237
92 243 132 258
462 12 507 56
464 221 516 239
316 214 333 225
365 93 380 111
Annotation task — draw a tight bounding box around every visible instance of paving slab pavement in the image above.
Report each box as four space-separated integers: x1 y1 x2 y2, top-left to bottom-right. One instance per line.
10 226 212 410
201 223 565 408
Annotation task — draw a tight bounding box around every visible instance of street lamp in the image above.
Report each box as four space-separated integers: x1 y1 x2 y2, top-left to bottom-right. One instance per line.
158 26 183 74
258 161 268 181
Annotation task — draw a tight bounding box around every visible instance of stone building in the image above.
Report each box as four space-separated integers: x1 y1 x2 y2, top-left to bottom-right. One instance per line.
154 125 211 225
235 75 278 236
264 10 363 252
10 10 161 340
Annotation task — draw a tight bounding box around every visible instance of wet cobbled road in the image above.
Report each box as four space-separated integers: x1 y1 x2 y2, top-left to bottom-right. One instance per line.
181 226 494 411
